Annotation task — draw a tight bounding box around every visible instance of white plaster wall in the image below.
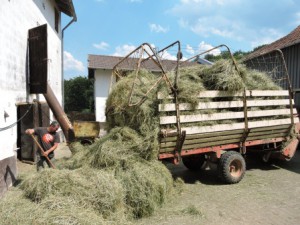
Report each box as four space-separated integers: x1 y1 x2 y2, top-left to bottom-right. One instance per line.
94 69 115 122
0 0 63 160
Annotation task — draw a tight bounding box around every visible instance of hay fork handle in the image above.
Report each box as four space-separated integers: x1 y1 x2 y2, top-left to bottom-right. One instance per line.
30 134 55 169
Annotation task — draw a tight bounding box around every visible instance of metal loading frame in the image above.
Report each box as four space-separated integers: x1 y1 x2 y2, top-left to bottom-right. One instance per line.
111 42 175 106
110 41 186 161
169 44 242 163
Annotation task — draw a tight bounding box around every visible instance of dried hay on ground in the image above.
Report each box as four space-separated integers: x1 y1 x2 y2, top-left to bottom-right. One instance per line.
88 127 156 168
20 168 125 219
116 160 174 218
0 187 115 225
0 188 39 225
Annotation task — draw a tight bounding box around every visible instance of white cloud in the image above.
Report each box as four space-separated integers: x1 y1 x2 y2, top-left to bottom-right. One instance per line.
190 16 242 40
184 42 221 57
129 0 142 2
169 0 297 50
149 23 169 33
198 41 221 56
112 44 136 56
63 51 85 72
186 44 195 55
250 28 283 48
159 50 177 60
112 43 163 59
111 43 187 62
93 41 109 50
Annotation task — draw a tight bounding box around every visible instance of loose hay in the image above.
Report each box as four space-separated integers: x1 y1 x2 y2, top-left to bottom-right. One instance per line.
20 168 126 219
87 127 155 168
105 70 161 135
116 160 174 218
0 187 123 225
0 188 39 225
199 59 245 91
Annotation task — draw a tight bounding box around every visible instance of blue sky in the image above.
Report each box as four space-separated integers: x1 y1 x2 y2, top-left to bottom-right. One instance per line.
62 0 300 79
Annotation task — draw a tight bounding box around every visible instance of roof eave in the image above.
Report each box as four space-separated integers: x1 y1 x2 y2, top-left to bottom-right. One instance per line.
56 0 77 20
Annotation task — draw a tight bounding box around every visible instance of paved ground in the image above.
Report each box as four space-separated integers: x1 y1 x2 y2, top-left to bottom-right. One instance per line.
136 150 300 225
17 145 300 225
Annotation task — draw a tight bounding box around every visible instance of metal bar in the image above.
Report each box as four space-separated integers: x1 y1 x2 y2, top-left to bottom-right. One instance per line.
158 137 285 159
275 49 295 125
111 42 176 107
143 40 181 61
127 46 145 106
240 88 249 154
169 41 185 158
112 43 148 73
182 44 239 73
275 49 293 92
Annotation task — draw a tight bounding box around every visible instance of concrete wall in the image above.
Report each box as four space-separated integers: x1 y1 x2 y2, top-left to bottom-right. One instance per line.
0 0 63 196
94 69 115 122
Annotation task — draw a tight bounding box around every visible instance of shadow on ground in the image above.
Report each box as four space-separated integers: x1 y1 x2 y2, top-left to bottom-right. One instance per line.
164 149 300 185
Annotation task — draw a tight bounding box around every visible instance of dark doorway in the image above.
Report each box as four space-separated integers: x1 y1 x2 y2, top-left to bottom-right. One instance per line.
17 102 50 162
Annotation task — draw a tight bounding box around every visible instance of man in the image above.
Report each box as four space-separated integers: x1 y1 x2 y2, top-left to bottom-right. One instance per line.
25 121 60 171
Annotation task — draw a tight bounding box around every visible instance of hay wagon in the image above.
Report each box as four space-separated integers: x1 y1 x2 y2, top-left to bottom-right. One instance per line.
158 89 300 184
111 42 300 184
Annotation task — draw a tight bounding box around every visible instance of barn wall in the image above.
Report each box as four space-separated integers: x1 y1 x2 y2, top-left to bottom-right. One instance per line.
283 43 300 110
0 0 63 197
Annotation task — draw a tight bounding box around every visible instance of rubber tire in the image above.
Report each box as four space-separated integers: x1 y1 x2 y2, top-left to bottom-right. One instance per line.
218 151 246 184
182 154 205 171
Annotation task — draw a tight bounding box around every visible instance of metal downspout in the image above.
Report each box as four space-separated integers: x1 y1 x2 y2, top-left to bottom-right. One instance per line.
61 12 77 109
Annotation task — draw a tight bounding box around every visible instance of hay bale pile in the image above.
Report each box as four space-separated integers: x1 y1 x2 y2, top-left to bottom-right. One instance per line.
106 60 282 131
0 59 283 224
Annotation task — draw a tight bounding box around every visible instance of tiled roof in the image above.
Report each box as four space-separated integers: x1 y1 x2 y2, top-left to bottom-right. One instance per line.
245 25 300 60
88 54 197 72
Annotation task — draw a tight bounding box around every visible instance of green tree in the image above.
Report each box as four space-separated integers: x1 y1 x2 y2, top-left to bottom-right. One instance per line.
204 50 250 62
64 76 94 113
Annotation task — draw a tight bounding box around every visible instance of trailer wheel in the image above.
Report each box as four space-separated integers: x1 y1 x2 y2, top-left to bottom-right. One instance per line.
218 151 245 184
182 154 205 171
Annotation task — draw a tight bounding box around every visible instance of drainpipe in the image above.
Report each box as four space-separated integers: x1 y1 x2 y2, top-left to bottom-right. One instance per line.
61 12 77 110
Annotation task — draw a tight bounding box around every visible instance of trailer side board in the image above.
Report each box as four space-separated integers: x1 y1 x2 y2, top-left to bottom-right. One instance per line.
158 90 299 155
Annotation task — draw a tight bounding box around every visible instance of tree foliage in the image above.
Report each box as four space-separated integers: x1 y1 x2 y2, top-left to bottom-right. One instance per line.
64 76 94 113
205 50 250 62
204 44 268 62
